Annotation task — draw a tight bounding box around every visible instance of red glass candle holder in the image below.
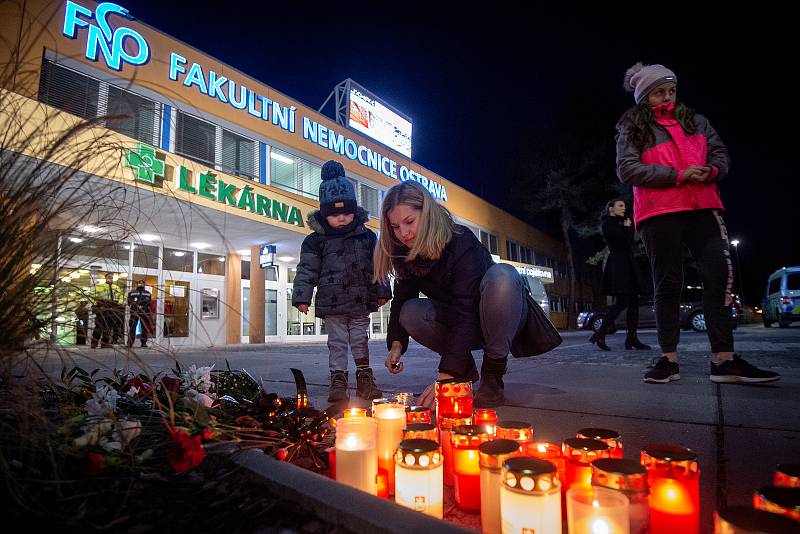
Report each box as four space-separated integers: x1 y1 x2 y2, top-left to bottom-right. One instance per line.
563 438 611 491
404 423 438 442
715 506 800 533
406 405 432 424
376 467 389 499
641 444 700 534
526 442 566 489
753 486 800 522
439 413 472 487
495 420 534 446
435 379 473 427
473 408 498 436
775 464 800 489
327 446 336 479
577 427 623 459
342 407 368 418
451 424 490 511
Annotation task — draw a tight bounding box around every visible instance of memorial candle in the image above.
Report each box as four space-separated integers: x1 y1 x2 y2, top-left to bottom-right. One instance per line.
473 408 499 436
373 402 406 495
406 405 432 425
775 464 800 489
335 416 377 495
479 439 521 534
452 424 490 511
439 413 472 487
563 438 611 490
435 378 473 427
342 407 368 418
495 420 534 446
394 439 444 518
526 442 567 490
577 428 624 459
404 423 438 442
501 457 562 534
592 458 649 534
567 486 630 534
753 486 800 522
642 444 700 534
714 505 800 533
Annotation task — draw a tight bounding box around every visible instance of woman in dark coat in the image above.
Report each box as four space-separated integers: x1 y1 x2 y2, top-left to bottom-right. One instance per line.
590 199 651 351
374 181 532 408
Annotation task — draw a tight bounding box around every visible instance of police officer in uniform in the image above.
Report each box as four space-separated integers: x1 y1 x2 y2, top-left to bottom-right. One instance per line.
127 279 153 347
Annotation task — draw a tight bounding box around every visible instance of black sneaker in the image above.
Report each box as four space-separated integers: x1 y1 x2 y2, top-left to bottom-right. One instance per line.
710 355 780 384
644 357 680 384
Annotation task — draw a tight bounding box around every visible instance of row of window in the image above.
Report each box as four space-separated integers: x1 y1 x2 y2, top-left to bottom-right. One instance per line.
505 239 566 277
38 59 380 216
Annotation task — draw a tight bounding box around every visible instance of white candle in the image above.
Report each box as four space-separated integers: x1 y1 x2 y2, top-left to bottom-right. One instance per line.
373 402 405 495
479 439 521 534
335 416 377 495
567 486 630 534
394 439 444 518
500 457 562 534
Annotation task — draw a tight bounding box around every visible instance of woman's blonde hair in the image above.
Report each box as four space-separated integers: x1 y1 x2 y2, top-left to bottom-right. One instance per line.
373 181 454 281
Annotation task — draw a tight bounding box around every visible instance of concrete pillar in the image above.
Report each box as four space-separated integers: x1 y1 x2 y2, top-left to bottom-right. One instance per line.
225 252 242 344
248 245 265 344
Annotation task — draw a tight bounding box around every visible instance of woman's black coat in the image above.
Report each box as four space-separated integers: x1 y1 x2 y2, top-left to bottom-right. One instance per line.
386 225 494 376
600 215 643 296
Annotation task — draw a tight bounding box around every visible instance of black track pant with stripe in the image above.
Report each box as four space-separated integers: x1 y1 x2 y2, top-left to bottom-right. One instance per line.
639 209 734 354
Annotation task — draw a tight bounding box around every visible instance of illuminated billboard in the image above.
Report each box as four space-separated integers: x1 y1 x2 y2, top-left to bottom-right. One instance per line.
347 83 412 158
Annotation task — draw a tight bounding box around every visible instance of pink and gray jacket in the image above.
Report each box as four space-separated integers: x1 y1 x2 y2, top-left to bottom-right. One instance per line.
616 103 731 226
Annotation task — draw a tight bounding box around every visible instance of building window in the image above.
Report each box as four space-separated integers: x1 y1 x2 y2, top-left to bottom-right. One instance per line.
175 111 216 168
480 231 499 255
163 248 193 272
360 183 379 218
38 60 99 121
104 85 159 145
221 129 256 180
269 148 321 200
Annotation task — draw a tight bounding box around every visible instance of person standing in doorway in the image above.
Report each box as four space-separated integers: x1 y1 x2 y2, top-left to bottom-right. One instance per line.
589 199 651 351
74 300 89 345
91 273 124 348
127 280 152 348
616 62 779 384
292 160 392 403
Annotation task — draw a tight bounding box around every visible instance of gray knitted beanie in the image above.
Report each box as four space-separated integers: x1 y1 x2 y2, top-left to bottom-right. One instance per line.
624 62 677 104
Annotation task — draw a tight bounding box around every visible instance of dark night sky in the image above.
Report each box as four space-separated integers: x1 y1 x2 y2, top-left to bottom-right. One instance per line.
123 1 798 304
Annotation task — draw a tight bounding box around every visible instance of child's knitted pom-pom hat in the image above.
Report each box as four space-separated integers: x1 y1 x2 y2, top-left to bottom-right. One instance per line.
624 62 677 104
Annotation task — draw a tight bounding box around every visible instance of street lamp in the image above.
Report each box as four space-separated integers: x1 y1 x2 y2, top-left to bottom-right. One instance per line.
730 239 744 306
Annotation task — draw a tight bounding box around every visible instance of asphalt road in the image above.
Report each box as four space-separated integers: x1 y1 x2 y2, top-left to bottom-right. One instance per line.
25 323 800 531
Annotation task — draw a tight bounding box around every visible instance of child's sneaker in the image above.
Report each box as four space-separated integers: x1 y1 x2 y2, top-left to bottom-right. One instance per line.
328 371 349 402
710 355 781 384
644 356 680 383
355 368 382 400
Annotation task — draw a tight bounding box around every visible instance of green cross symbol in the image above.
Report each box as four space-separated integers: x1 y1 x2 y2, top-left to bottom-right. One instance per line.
125 143 165 184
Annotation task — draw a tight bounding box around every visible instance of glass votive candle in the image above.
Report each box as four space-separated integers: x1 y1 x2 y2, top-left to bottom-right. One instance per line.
394 439 443 518
377 467 389 499
641 444 700 534
592 458 649 534
342 407 368 418
526 442 567 490
567 485 630 534
776 464 800 488
577 428 623 459
406 405 432 424
373 401 406 496
714 506 800 533
335 416 377 495
753 486 800 522
435 378 473 426
451 424 490 511
495 420 534 446
326 446 336 479
473 408 499 436
439 413 472 487
479 439 521 534
563 438 611 490
501 457 562 534
404 423 438 442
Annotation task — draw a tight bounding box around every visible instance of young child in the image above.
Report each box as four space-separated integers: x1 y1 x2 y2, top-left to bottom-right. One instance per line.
616 62 779 384
293 160 391 402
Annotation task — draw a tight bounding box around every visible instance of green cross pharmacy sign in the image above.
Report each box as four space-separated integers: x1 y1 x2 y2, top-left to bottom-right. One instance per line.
123 143 304 227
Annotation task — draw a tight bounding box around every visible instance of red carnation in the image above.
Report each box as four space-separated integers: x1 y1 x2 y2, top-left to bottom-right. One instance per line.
167 428 206 473
162 375 180 393
128 376 153 399
87 452 105 476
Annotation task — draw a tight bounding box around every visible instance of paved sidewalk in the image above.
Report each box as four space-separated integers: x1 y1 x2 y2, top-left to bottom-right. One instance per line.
25 324 800 532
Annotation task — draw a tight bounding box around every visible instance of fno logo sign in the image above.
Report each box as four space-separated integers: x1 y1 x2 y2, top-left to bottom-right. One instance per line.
62 2 149 71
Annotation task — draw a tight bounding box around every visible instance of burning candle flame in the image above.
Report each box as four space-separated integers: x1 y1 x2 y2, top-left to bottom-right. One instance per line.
591 519 609 534
538 444 547 453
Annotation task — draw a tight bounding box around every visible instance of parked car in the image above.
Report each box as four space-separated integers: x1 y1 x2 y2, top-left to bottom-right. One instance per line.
522 274 550 318
762 267 800 328
577 288 741 333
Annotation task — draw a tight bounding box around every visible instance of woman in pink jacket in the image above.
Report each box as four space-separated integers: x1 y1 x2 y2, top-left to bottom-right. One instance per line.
616 62 779 384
